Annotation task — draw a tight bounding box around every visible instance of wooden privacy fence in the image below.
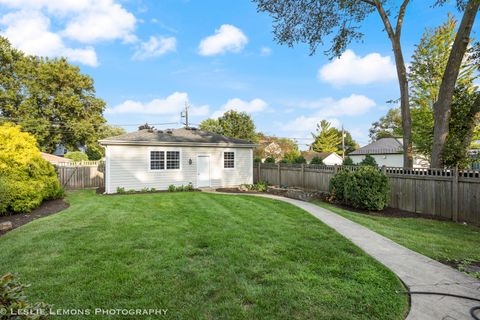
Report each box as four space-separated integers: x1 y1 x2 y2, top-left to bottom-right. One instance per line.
55 161 104 190
253 163 480 225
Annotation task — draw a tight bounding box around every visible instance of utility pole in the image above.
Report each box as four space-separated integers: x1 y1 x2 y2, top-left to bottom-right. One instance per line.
181 101 189 128
342 125 345 160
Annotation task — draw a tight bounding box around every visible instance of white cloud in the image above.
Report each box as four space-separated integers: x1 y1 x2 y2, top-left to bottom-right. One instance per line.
295 94 376 117
0 11 98 66
279 94 375 142
0 0 91 12
282 116 340 134
106 92 210 116
0 0 137 43
61 0 136 44
211 98 268 118
198 24 248 56
318 49 397 86
0 0 137 65
132 36 176 60
260 46 271 56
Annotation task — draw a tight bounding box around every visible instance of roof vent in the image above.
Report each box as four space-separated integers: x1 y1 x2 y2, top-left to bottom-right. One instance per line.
166 129 173 134
138 123 154 131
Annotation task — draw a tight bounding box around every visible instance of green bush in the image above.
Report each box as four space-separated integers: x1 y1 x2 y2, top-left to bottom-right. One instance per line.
360 154 378 167
279 158 289 164
344 166 389 211
342 157 354 165
64 151 88 162
116 187 125 194
310 156 324 165
254 181 268 192
0 123 63 214
168 185 176 192
184 183 194 191
149 188 156 193
253 156 261 163
329 169 351 203
264 156 275 163
0 157 63 214
141 187 149 193
0 273 50 319
293 156 306 164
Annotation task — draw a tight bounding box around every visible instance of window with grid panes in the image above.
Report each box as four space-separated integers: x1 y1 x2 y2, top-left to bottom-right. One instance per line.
224 152 235 168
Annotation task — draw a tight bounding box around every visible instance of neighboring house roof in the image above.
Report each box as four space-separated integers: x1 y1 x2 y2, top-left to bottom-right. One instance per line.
99 127 257 147
40 152 72 164
302 151 338 162
349 138 403 155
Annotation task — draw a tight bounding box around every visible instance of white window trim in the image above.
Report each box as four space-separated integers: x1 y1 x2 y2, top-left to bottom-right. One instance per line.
223 150 236 170
148 148 182 172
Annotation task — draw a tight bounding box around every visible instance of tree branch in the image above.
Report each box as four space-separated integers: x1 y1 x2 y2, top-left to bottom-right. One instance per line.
395 0 410 38
373 0 395 40
359 0 375 6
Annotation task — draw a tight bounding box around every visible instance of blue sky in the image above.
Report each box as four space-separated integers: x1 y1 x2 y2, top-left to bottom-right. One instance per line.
0 0 477 149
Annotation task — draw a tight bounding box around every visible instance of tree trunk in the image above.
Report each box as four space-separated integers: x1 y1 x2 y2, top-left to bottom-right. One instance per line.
392 41 414 168
461 95 480 158
373 0 413 167
431 0 480 168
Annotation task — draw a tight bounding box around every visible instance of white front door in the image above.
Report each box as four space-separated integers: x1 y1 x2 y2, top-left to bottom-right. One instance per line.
197 155 211 187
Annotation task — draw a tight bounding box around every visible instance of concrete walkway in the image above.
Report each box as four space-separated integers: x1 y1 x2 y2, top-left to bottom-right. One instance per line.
216 192 480 320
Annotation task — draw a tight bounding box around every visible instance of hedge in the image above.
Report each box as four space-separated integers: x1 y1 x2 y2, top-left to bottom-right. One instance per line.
329 166 389 211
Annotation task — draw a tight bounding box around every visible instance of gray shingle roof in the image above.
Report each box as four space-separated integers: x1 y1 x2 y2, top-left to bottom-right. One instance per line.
301 151 336 161
349 138 403 155
99 127 256 147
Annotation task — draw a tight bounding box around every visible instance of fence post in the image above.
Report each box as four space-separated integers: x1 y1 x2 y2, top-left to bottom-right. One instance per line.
452 166 459 222
381 165 387 175
277 163 281 187
334 164 338 174
258 162 261 182
301 164 305 189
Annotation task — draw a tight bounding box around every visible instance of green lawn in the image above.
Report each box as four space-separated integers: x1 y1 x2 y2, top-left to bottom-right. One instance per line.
0 191 407 319
313 201 480 277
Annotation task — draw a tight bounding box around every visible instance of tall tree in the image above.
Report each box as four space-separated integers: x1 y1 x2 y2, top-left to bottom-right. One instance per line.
253 0 413 166
310 120 341 153
86 124 126 160
369 108 403 141
431 0 480 167
198 118 222 134
255 132 299 160
409 15 478 166
199 110 257 142
331 128 359 154
0 36 107 153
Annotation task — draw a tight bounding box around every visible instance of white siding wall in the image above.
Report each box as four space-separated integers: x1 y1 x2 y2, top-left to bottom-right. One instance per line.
323 154 343 165
105 145 253 193
350 154 404 167
349 154 429 168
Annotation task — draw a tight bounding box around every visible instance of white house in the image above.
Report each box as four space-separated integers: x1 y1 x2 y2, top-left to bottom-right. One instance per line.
99 127 256 193
302 151 343 165
348 137 429 168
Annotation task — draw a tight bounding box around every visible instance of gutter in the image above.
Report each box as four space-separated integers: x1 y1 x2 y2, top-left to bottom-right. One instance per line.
98 140 258 148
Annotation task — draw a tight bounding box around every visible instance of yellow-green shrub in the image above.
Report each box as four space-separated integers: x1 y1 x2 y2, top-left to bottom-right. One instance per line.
0 123 63 214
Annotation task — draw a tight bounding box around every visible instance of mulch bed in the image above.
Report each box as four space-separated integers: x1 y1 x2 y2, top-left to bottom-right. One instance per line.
440 259 480 274
328 202 452 222
0 199 69 236
216 187 261 194
217 187 453 222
